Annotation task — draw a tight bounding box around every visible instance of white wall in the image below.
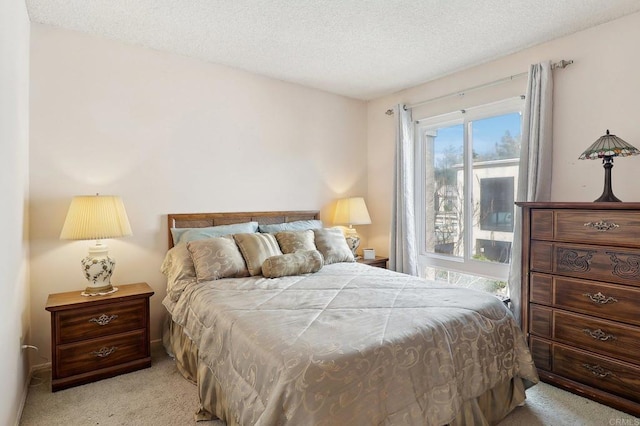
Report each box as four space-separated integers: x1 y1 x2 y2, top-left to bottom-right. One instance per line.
367 12 640 258
29 24 367 359
0 0 30 424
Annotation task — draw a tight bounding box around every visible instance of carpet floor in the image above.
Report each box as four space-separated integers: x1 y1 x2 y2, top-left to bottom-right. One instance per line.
20 345 639 425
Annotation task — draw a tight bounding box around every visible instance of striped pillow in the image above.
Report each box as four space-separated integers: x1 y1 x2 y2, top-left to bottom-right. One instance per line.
234 233 283 276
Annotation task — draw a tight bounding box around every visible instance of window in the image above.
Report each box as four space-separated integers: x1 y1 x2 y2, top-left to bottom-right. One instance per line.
415 98 523 288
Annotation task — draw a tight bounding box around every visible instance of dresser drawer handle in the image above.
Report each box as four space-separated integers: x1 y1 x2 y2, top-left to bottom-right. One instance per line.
583 292 618 305
582 328 617 341
89 314 118 326
583 220 620 232
582 363 614 379
90 346 118 358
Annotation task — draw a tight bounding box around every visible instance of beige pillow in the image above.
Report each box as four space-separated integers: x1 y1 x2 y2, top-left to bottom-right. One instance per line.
262 250 324 278
275 230 316 254
161 242 196 282
313 228 355 264
234 233 283 276
186 236 249 282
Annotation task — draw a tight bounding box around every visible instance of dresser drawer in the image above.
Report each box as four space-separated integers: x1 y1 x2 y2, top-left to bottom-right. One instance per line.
530 273 640 326
553 311 640 365
55 330 148 378
554 345 640 403
554 210 640 248
57 299 147 344
530 241 640 288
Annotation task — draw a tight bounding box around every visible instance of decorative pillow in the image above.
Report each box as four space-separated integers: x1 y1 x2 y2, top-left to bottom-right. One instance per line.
171 221 259 245
161 242 199 302
234 233 283 276
161 242 196 281
313 228 355 264
186 236 249 282
258 219 323 233
275 230 316 254
262 250 324 278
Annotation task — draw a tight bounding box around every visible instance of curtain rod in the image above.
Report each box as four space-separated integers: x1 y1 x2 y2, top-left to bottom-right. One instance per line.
385 59 573 115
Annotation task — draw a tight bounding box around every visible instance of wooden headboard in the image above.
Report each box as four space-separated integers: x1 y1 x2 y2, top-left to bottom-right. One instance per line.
167 210 321 249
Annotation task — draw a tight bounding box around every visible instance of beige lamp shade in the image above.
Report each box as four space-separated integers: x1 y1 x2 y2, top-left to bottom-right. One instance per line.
60 195 132 296
333 197 371 258
60 195 132 240
333 197 371 226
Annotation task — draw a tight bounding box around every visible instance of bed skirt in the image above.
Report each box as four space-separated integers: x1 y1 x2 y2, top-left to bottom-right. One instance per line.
164 318 528 425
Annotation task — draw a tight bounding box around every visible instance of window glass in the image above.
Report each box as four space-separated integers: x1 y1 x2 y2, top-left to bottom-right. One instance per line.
415 99 523 286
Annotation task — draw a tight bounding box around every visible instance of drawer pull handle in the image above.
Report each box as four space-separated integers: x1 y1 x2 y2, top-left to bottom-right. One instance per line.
582 363 614 379
89 314 118 326
583 220 620 232
90 346 117 358
583 292 618 305
582 328 617 341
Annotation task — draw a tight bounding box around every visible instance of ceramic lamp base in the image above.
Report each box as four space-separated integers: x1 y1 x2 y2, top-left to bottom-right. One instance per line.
81 243 116 295
344 227 361 258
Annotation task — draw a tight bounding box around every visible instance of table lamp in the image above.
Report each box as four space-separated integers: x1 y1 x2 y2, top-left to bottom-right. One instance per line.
579 130 639 202
333 196 371 257
60 194 132 295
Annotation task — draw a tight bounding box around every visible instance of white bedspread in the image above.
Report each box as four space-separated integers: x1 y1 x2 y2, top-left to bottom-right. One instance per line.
163 262 538 425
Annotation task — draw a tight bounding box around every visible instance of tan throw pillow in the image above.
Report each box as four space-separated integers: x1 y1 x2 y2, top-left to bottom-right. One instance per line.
234 233 283 276
275 230 316 254
262 250 324 278
313 228 355 264
186 236 249 282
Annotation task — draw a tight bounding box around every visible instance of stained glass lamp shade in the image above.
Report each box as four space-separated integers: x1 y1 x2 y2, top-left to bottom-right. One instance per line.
578 130 640 202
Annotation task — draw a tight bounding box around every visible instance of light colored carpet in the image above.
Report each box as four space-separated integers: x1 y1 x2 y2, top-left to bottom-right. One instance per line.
20 345 639 425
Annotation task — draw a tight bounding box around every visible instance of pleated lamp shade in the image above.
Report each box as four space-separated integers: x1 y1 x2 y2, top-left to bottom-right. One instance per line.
333 197 372 226
60 195 132 295
60 195 132 240
333 197 371 258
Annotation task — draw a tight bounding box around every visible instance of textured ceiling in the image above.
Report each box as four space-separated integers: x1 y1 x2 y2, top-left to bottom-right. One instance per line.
25 0 640 100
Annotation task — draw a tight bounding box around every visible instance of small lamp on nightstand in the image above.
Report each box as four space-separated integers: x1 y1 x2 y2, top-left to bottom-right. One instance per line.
333 196 371 258
60 194 132 296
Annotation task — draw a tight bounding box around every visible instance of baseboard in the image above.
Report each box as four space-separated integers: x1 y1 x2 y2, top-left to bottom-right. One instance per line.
151 338 163 350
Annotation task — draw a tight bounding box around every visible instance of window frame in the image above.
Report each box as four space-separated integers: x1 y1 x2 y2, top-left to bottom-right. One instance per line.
414 97 524 281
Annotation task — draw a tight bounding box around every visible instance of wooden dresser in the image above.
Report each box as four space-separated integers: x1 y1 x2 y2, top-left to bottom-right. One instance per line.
518 202 640 416
45 282 154 391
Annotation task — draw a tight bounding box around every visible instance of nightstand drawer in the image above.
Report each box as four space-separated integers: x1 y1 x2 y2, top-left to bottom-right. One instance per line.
57 299 147 344
357 256 388 269
55 330 148 378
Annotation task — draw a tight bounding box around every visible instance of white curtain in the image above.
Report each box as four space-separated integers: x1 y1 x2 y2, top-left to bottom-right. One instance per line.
508 61 554 326
390 104 418 275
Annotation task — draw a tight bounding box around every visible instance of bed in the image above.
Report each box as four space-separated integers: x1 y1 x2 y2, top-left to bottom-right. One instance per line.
161 211 538 425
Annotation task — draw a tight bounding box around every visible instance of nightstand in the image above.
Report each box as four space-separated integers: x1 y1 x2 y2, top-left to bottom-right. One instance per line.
357 256 389 269
45 282 154 391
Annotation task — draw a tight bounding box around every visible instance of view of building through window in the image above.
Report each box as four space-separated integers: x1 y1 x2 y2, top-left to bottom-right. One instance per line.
415 99 523 293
